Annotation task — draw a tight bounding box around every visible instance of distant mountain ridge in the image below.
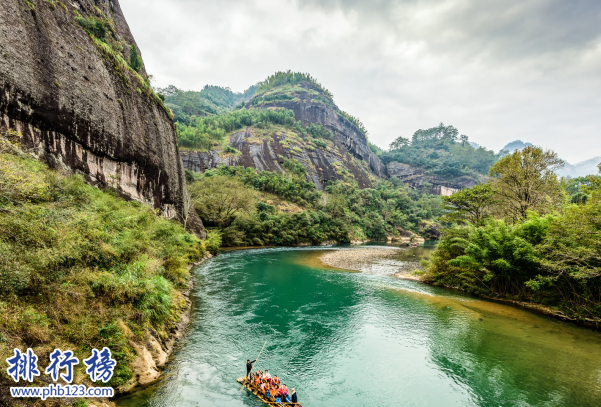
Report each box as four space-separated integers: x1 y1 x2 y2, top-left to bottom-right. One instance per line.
501 140 534 153
501 140 600 177
557 157 601 178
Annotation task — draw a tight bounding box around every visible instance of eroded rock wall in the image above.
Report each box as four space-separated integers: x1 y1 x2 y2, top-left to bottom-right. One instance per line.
0 0 203 235
181 83 386 189
182 127 375 190
253 84 387 179
387 162 480 196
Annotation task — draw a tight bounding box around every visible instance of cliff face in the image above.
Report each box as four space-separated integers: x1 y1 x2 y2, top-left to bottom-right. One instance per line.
387 162 480 196
255 84 387 179
0 0 204 236
181 82 386 189
182 127 376 190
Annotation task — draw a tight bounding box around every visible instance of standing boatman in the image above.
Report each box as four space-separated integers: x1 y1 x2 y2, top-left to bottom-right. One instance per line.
246 359 256 378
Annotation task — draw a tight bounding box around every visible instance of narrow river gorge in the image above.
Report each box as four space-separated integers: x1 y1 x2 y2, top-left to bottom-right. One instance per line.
117 246 601 407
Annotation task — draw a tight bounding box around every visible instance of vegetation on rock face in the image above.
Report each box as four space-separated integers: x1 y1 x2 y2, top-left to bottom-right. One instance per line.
159 84 258 125
251 71 370 140
129 44 143 72
426 146 601 322
0 132 206 390
255 71 334 101
187 165 443 247
74 4 173 119
382 123 501 178
176 108 332 151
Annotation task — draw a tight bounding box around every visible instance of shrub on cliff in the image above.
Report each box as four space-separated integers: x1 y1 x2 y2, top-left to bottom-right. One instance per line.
129 44 143 72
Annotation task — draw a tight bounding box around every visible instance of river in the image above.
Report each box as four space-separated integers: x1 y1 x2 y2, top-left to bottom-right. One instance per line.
117 246 601 407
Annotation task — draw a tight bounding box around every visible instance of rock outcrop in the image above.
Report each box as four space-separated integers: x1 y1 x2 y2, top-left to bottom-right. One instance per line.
0 0 204 236
182 127 377 189
252 83 387 178
181 82 386 190
387 162 480 196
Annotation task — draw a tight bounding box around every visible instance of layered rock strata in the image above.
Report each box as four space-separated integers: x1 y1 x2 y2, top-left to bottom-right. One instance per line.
182 127 377 189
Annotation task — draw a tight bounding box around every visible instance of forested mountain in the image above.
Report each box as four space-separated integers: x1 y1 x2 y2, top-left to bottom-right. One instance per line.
169 72 443 244
382 123 499 177
381 124 502 194
165 73 504 197
176 71 386 190
158 84 257 126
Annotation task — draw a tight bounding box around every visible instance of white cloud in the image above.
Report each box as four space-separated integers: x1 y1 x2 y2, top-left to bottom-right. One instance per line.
120 0 601 163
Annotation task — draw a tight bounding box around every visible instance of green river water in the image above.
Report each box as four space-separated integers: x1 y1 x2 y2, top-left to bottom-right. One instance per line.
117 246 601 407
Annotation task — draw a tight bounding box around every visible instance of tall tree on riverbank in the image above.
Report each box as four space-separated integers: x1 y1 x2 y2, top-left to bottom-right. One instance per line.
490 146 564 221
189 175 257 230
441 183 495 225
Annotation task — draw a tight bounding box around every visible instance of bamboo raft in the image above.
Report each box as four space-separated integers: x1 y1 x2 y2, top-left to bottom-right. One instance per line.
237 377 304 407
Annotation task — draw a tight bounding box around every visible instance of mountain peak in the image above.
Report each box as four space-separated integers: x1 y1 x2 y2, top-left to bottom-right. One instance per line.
501 140 534 153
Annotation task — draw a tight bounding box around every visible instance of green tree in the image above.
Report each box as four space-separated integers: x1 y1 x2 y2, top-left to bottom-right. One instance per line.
490 146 564 221
389 136 410 151
189 175 257 230
533 190 601 316
441 183 495 225
129 44 143 72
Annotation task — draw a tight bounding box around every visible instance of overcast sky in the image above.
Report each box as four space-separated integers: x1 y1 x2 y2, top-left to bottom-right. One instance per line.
120 0 601 163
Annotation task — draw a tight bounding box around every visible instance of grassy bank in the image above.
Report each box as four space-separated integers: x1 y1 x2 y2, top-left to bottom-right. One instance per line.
0 132 207 404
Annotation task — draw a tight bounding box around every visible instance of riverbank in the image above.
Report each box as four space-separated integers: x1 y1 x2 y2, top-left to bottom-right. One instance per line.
319 247 425 280
113 255 212 394
0 144 213 407
61 254 213 407
318 246 599 330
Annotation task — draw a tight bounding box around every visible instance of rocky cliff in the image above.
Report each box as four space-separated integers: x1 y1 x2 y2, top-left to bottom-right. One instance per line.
387 162 480 196
0 0 204 236
250 83 387 178
182 126 378 189
181 82 387 190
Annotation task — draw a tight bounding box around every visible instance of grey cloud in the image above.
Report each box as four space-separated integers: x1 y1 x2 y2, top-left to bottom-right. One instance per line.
299 0 601 59
120 0 601 162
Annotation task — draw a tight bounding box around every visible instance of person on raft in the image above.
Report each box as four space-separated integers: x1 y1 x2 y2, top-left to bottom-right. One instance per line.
246 359 256 377
248 371 299 404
